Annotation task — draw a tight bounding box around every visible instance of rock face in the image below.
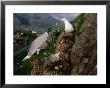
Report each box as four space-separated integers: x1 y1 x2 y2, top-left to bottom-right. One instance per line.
31 61 44 75
56 32 75 61
70 13 97 75
31 13 97 75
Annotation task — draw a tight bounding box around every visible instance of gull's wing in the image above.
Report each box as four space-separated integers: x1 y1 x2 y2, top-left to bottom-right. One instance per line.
28 32 49 56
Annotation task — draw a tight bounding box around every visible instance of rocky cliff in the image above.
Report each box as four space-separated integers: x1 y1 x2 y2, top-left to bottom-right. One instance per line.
70 13 97 75
31 13 97 75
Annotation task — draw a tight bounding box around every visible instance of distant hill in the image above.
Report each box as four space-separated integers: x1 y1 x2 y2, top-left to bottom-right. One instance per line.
14 13 64 33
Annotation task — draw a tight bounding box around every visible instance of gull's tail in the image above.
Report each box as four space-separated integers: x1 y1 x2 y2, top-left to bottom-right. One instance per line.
22 55 31 61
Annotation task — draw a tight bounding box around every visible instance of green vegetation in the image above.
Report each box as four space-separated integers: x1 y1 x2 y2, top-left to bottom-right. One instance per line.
14 13 86 75
14 28 37 52
14 60 32 75
14 28 37 75
71 13 85 33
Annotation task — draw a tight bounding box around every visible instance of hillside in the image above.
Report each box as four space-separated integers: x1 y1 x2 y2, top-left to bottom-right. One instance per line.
14 13 64 33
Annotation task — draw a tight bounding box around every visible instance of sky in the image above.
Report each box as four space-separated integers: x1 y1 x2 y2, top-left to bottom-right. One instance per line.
49 13 80 21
